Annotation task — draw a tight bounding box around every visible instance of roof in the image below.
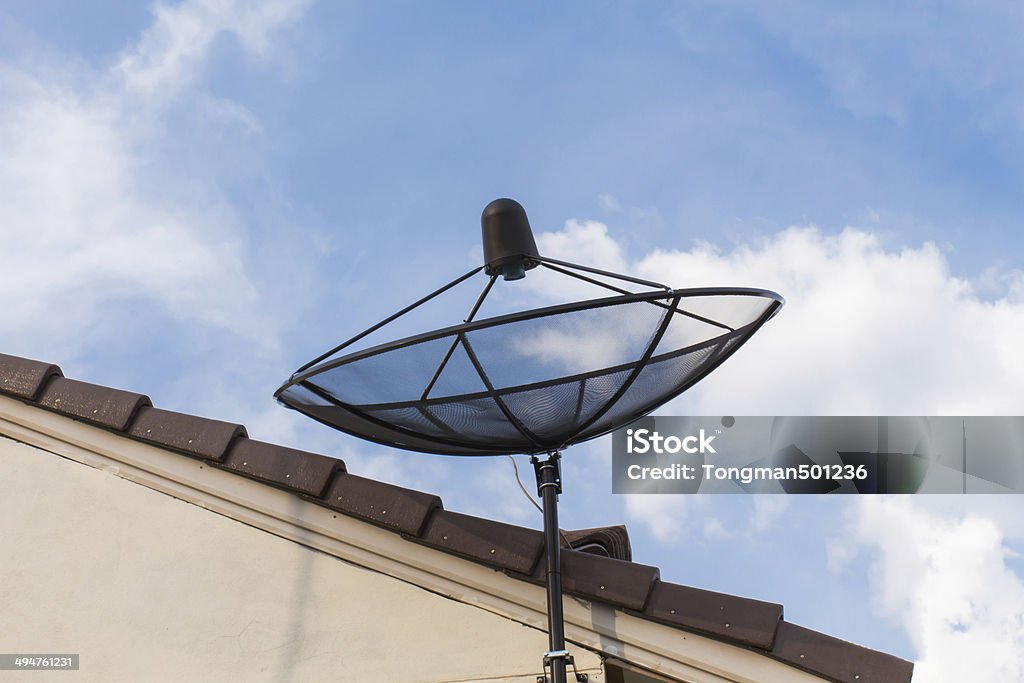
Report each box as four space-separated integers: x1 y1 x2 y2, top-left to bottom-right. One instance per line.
0 351 913 683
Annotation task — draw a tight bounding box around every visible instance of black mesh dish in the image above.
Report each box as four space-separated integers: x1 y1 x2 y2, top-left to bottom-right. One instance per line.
276 288 783 456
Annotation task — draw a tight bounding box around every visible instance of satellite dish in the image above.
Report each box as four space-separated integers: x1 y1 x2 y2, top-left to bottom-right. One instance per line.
275 199 783 683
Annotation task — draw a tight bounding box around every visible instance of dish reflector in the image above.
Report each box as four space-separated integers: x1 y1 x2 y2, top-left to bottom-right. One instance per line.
276 287 781 456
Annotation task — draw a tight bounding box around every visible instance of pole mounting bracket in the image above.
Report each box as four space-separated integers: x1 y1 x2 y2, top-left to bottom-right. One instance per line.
531 452 562 496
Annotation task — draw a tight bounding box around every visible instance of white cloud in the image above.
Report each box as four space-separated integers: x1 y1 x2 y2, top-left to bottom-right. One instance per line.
537 219 629 274
116 0 308 100
625 492 789 544
851 498 1024 682
505 308 661 376
635 226 1024 415
0 1 308 370
624 494 692 543
750 496 788 532
532 220 1024 415
702 516 729 539
597 193 621 212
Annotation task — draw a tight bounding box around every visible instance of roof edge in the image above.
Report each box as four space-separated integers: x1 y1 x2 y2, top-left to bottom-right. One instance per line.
0 352 913 683
0 394 841 683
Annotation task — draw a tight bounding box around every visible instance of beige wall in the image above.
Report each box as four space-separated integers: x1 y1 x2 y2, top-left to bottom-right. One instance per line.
0 435 604 683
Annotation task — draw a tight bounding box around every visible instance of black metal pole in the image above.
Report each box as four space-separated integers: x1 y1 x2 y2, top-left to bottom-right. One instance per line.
533 452 568 683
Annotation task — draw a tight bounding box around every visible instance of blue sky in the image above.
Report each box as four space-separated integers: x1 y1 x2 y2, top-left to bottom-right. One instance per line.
3 2 1024 679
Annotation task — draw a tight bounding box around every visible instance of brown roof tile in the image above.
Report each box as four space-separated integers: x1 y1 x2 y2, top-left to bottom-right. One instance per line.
0 353 62 401
322 472 441 536
129 406 246 461
532 549 659 611
643 580 782 649
220 438 344 497
36 376 150 431
419 510 544 574
771 621 914 683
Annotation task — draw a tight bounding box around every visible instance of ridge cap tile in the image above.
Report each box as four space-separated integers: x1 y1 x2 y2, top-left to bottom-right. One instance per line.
771 621 914 683
36 376 151 431
643 580 783 650
535 548 659 612
220 438 344 498
418 510 544 575
128 406 247 462
0 353 63 401
322 472 441 537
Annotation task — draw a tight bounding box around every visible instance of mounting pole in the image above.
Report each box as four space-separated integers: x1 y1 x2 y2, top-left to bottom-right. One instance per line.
532 452 570 683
